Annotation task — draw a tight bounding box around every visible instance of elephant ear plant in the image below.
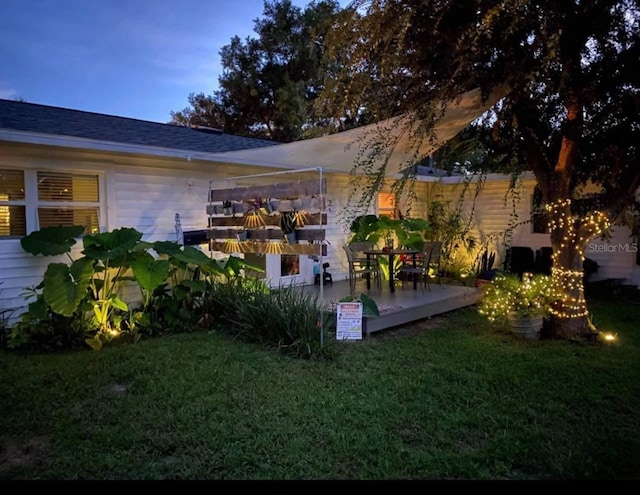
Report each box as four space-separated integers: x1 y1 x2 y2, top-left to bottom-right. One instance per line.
15 225 265 351
18 225 171 350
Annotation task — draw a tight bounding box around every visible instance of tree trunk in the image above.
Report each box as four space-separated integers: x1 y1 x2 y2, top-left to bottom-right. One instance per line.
548 217 595 339
545 89 597 339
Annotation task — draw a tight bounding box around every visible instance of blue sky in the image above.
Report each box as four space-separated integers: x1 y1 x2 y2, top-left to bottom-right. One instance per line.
0 0 342 123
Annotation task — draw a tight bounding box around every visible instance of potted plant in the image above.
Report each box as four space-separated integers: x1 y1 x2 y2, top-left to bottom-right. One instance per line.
222 200 234 216
478 272 556 339
475 249 497 287
280 211 297 244
244 197 268 229
348 214 430 251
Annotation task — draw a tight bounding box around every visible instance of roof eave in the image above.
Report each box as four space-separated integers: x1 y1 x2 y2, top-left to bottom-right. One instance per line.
0 128 292 170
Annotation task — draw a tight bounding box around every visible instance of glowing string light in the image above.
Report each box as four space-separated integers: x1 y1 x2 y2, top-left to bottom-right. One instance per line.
544 199 610 319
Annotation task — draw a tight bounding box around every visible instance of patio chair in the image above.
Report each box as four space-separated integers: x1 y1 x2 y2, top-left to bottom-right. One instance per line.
397 241 442 292
343 243 381 295
426 241 443 287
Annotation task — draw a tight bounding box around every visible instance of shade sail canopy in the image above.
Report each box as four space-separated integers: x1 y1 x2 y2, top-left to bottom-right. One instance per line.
205 87 503 176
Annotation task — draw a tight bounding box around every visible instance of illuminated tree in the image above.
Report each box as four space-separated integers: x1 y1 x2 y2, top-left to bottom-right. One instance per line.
316 0 640 339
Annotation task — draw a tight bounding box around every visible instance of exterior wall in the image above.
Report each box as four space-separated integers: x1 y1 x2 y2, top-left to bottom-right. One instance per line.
112 165 213 242
0 143 361 318
433 175 639 284
320 173 373 285
1 145 110 321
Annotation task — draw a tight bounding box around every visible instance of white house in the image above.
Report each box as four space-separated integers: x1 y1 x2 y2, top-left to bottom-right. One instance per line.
2 94 637 320
0 89 495 315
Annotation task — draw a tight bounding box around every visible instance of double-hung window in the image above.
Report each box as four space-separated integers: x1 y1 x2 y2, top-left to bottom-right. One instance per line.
0 169 26 237
0 168 102 238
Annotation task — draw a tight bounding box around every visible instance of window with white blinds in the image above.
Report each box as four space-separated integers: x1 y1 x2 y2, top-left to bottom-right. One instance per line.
36 171 101 234
0 169 102 238
0 169 26 237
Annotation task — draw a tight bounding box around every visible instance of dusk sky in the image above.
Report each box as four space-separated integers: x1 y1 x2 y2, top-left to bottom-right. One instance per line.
0 0 345 123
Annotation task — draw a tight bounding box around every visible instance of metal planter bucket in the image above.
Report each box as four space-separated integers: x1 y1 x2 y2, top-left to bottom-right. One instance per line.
507 313 543 340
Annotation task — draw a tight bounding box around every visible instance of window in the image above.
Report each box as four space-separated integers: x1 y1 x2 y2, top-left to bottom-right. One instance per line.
377 192 397 219
0 168 102 238
36 171 100 234
281 255 300 276
531 186 549 234
0 170 26 237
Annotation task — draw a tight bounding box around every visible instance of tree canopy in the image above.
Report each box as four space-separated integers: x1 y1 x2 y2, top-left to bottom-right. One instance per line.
170 0 344 142
316 0 640 338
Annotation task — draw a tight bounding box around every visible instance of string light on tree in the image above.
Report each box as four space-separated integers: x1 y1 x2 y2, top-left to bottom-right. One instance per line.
544 199 611 319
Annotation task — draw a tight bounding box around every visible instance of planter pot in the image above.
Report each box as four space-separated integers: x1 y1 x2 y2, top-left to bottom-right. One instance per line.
223 206 234 216
309 196 324 211
507 313 543 340
237 230 248 241
285 232 297 244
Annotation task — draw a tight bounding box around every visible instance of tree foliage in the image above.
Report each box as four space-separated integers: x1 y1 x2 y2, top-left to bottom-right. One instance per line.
316 0 640 338
170 0 343 142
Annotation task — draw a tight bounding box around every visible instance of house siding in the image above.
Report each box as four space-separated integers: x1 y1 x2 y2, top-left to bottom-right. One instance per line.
113 166 213 242
0 151 369 317
433 176 638 283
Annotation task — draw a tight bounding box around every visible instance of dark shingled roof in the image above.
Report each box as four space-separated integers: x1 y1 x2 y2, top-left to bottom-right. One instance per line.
0 99 278 153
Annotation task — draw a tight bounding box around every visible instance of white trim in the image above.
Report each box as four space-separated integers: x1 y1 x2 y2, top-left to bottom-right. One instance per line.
104 169 116 232
0 128 289 170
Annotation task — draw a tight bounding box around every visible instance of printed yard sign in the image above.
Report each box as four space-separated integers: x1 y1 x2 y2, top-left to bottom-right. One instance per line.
336 302 363 340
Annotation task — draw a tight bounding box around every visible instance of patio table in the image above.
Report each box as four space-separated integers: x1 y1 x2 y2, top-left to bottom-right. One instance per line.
364 248 419 293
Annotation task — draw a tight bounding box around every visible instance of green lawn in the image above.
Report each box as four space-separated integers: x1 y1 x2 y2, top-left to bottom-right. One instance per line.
1 299 639 480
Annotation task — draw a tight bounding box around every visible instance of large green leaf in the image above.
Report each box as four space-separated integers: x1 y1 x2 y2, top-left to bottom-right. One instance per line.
132 241 155 252
131 254 171 293
152 241 183 257
170 246 215 269
20 225 85 256
401 232 425 251
42 258 94 316
82 227 143 263
109 296 129 312
349 214 380 242
359 293 380 317
221 256 264 276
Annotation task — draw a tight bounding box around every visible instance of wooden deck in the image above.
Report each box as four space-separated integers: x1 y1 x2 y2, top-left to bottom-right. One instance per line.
294 277 484 334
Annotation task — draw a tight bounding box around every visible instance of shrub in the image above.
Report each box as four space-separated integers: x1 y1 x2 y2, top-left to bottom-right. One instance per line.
222 285 335 359
478 272 556 323
8 293 94 351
